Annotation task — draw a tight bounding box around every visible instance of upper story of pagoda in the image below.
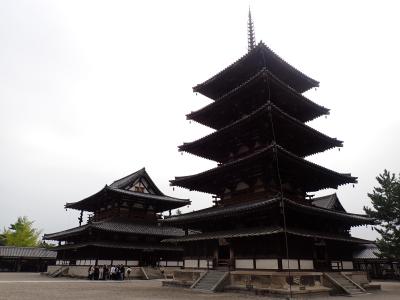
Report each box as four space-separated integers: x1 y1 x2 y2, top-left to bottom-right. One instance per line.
171 36 356 206
193 42 319 99
66 168 190 223
180 102 342 163
189 68 328 130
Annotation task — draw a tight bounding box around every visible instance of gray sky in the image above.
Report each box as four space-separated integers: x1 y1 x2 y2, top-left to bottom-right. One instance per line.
0 0 399 240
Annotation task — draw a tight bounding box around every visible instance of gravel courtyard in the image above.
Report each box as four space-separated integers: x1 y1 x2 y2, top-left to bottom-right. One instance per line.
0 273 399 300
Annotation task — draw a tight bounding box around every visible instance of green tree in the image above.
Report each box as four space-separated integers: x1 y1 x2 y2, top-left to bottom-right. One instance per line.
0 216 42 247
364 170 400 259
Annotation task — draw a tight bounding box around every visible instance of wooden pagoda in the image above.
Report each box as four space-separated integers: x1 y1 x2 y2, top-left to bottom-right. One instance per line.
44 168 190 267
162 40 374 272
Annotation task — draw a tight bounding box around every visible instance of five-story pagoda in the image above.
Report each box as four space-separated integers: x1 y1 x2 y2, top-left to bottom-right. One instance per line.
163 14 374 272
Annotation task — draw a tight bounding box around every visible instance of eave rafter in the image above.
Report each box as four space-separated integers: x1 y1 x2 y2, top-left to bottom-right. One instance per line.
171 144 356 194
180 102 342 162
188 68 328 129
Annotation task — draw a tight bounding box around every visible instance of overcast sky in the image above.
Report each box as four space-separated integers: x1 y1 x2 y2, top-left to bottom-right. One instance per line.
1 0 399 240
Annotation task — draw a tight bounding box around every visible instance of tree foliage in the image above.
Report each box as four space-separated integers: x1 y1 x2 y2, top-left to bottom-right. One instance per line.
364 170 400 259
0 216 42 247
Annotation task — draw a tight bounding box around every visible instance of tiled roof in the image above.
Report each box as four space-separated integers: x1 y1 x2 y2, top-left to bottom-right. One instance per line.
353 244 381 260
162 198 279 224
162 197 373 226
188 68 328 126
163 226 371 244
0 246 56 259
171 143 357 193
193 42 319 99
65 168 190 212
285 198 374 224
65 186 189 212
109 168 163 195
108 187 189 204
312 193 346 212
52 241 182 252
44 218 185 241
180 102 342 161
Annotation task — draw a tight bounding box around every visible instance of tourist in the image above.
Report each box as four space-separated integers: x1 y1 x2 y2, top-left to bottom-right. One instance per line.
94 265 100 280
102 265 108 280
99 266 104 280
110 265 115 280
120 265 125 280
115 266 121 280
126 266 131 280
88 265 94 280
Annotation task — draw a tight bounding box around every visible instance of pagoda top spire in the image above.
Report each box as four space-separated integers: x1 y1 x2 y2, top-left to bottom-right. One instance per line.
247 8 256 52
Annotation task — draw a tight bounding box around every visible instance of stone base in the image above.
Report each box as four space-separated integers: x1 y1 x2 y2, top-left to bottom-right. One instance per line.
166 269 372 296
162 279 192 288
46 265 144 279
363 283 381 291
225 285 331 298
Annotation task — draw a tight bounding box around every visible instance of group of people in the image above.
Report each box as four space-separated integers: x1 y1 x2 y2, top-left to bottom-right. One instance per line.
88 265 131 280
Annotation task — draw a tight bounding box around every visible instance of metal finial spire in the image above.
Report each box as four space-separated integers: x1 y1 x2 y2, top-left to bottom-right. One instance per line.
248 8 256 52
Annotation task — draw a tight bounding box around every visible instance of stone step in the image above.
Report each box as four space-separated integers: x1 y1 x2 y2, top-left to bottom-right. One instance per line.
326 272 365 296
193 271 227 291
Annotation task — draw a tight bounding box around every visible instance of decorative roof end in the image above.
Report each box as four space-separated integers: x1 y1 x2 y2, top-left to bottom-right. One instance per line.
248 8 256 52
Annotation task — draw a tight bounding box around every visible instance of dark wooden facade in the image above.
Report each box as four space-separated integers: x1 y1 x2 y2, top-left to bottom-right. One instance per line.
44 168 190 266
163 42 374 272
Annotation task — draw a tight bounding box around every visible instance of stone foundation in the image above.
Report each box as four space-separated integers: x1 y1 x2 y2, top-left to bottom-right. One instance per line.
166 269 371 296
46 265 144 279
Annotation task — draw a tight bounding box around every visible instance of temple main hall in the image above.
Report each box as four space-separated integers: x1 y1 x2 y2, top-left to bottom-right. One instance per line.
44 168 190 270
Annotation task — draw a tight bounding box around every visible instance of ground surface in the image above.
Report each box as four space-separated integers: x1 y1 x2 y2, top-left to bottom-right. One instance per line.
0 273 399 300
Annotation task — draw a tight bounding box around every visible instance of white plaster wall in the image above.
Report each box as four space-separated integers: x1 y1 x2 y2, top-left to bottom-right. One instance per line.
126 260 139 266
255 259 279 270
112 260 126 265
235 259 254 269
342 261 354 270
184 260 198 268
282 259 299 269
199 260 209 268
299 260 314 270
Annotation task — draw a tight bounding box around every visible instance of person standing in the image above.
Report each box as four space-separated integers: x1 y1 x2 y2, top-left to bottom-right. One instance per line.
120 265 125 280
103 265 108 280
126 267 131 280
94 266 100 280
110 265 115 280
88 265 94 280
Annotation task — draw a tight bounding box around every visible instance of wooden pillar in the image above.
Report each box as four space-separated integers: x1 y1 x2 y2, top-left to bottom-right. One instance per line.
229 244 235 270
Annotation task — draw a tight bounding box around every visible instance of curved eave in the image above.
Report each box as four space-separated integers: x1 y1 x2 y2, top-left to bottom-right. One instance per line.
163 226 371 244
162 198 279 225
52 241 183 252
43 225 89 241
171 144 357 194
180 102 342 162
65 186 190 212
189 68 327 128
285 198 375 225
193 42 319 99
44 221 186 241
162 196 372 227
